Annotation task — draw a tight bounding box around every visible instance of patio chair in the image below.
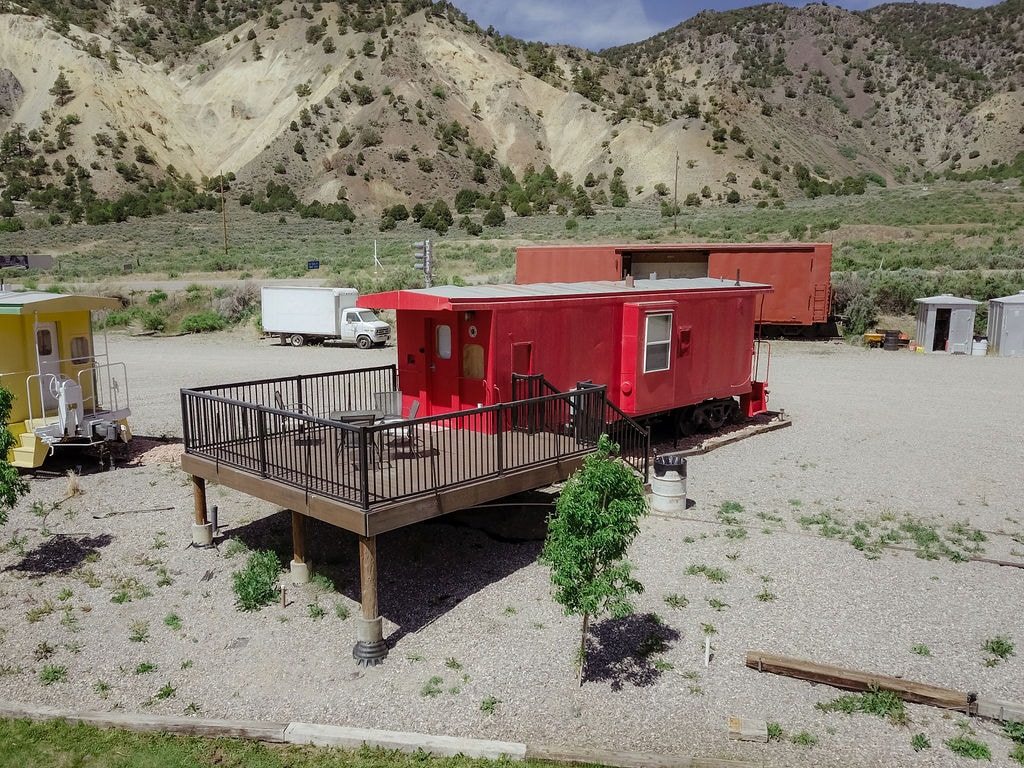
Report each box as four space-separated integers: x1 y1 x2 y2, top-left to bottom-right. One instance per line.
386 399 421 453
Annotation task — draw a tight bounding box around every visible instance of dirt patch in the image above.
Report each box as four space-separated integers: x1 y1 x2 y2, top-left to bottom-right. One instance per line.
127 436 184 466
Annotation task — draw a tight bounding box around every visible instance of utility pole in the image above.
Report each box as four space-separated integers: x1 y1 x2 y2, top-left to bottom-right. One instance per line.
673 152 679 234
413 239 433 288
220 171 228 254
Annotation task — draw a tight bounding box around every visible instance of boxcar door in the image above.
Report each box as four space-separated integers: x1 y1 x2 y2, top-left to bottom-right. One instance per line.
35 321 61 410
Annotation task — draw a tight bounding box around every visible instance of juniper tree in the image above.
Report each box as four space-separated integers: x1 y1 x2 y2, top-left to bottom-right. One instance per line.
540 434 648 685
0 387 29 524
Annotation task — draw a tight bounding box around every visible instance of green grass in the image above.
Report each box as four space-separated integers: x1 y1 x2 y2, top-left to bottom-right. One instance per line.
982 635 1015 666
815 684 908 726
39 665 68 685
911 733 931 752
0 717 576 767
685 564 729 583
790 731 817 746
911 643 931 656
663 593 689 609
420 676 444 698
231 550 282 611
479 696 500 715
945 734 991 759
128 620 150 643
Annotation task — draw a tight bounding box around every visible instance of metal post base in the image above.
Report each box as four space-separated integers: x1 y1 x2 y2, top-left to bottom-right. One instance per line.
352 640 388 666
352 616 387 665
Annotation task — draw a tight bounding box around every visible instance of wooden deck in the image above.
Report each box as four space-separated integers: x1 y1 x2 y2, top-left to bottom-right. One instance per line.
181 421 589 537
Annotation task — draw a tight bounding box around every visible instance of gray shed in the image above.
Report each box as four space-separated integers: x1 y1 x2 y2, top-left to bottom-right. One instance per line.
987 290 1024 357
915 295 979 354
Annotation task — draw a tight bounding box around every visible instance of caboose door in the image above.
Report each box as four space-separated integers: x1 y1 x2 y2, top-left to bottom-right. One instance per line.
424 316 460 413
35 321 61 411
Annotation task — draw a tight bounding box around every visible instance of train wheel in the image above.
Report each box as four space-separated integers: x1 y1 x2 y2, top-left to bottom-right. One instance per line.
675 407 696 438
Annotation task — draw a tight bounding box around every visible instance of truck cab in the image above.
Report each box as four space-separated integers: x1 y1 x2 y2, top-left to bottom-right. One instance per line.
340 308 391 349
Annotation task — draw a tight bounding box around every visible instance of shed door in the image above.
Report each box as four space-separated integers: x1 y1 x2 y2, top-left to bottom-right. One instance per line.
36 321 61 410
1007 307 1024 356
932 308 951 352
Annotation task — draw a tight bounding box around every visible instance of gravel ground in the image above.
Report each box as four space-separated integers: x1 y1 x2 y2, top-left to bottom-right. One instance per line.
2 330 1023 767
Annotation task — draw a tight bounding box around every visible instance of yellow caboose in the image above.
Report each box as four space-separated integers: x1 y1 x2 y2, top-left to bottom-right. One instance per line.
1 290 131 468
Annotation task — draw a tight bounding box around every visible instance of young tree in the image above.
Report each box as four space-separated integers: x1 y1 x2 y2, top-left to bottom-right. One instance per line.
1 387 29 525
49 72 73 106
540 434 648 685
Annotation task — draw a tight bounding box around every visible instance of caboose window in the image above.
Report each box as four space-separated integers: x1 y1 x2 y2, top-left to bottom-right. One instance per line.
436 324 452 360
71 336 92 364
644 313 672 373
36 329 53 356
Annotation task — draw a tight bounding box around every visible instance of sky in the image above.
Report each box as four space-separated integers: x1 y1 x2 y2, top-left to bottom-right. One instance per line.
452 0 1002 51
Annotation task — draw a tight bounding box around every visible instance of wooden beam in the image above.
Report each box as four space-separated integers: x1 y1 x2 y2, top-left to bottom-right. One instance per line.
746 651 975 712
365 462 580 536
191 475 207 526
358 536 378 621
527 744 757 768
291 510 306 565
181 454 366 534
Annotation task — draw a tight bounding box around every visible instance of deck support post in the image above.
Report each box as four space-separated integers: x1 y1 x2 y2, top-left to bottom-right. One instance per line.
289 510 310 584
353 534 387 666
190 475 213 547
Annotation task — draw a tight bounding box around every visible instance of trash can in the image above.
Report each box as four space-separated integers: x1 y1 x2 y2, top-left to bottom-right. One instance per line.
651 454 687 514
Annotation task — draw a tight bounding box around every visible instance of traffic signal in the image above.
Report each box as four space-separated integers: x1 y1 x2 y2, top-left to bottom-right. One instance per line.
413 239 433 287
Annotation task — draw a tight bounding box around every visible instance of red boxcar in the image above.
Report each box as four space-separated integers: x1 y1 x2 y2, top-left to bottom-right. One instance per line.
359 278 772 432
515 243 832 334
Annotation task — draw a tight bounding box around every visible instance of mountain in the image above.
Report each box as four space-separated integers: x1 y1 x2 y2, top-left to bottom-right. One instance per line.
1 0 1022 228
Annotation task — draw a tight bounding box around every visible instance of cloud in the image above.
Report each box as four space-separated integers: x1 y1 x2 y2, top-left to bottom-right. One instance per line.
454 0 663 50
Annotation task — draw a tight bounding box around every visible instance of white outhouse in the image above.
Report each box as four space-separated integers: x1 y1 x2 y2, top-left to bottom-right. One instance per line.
915 295 979 354
987 290 1024 357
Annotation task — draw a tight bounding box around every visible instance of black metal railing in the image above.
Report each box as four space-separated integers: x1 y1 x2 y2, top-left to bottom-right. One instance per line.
180 367 649 513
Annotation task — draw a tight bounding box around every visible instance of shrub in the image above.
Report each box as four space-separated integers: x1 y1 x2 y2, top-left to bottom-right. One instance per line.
180 312 227 333
843 293 877 336
232 550 281 611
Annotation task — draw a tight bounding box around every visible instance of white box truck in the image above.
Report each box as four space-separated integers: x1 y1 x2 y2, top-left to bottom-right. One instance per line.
261 286 391 349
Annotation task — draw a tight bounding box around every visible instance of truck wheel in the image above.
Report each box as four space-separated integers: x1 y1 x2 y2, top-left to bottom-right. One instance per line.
289 334 305 347
356 335 372 350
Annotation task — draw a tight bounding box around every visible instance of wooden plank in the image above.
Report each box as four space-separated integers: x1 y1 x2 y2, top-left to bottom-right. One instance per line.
746 651 975 712
727 716 767 743
366 462 580 536
527 744 757 768
284 722 527 760
679 414 791 458
975 696 1024 723
182 454 367 534
0 702 288 741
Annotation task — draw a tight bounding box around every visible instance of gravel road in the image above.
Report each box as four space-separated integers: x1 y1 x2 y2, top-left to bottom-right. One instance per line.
1 330 1022 767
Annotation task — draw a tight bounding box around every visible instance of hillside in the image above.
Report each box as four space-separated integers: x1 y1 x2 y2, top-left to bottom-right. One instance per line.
0 0 1023 228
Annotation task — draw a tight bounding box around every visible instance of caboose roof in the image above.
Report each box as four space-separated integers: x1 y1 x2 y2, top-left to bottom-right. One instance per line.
0 290 120 315
915 294 980 306
519 242 825 253
360 278 771 312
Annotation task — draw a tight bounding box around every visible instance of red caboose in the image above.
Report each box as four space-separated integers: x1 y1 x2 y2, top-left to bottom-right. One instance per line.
359 278 772 433
515 243 832 334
